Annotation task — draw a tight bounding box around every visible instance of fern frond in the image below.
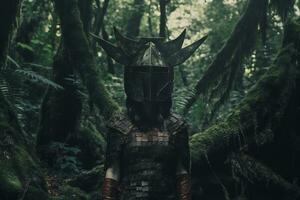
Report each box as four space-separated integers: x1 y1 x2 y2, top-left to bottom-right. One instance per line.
15 69 63 90
0 76 10 98
24 63 52 70
7 55 21 68
174 87 196 113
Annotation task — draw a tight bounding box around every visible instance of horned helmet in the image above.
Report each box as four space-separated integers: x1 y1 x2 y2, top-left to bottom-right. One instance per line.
92 28 207 103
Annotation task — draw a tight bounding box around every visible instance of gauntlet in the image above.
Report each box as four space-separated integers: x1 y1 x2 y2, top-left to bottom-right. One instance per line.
177 174 191 200
102 178 119 200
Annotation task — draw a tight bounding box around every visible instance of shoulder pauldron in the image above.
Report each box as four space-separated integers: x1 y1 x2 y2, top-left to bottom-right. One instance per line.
107 112 134 135
166 113 188 135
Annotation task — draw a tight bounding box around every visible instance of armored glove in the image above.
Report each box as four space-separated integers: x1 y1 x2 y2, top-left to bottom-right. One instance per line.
177 174 192 200
102 178 119 200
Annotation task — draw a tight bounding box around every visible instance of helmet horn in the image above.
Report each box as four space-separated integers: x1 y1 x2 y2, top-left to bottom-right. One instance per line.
114 27 140 55
166 35 208 67
157 29 186 56
90 33 129 65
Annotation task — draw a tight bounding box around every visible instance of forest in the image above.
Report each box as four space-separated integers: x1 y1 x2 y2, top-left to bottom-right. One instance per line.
1 0 300 199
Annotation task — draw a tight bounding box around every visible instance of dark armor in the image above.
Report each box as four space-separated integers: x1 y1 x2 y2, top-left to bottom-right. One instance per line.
105 113 190 200
94 28 207 200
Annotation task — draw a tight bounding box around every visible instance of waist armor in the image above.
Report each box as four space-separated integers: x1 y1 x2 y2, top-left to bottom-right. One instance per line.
106 113 188 200
121 128 177 200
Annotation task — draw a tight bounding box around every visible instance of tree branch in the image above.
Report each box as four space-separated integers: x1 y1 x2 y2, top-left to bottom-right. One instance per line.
0 0 22 69
183 0 268 114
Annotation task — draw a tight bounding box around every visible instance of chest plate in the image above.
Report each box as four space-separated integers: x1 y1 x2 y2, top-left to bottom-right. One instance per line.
129 129 170 146
120 128 177 200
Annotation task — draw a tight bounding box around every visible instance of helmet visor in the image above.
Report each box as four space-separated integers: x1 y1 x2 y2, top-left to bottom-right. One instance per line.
124 66 173 102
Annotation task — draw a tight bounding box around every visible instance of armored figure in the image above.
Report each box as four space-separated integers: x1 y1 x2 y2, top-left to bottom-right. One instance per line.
93 28 207 200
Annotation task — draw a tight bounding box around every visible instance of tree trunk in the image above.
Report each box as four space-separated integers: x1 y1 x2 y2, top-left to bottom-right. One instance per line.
52 0 119 120
78 0 93 34
0 0 22 69
92 0 115 74
126 0 145 37
93 0 110 36
36 0 94 155
159 0 168 38
102 26 115 74
36 44 82 155
37 0 118 157
0 1 48 199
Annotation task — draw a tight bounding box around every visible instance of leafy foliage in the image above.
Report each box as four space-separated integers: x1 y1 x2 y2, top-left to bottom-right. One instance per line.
48 142 82 174
15 69 63 90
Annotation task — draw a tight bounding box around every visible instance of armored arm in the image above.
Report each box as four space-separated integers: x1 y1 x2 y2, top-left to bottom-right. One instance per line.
175 126 192 200
102 129 123 200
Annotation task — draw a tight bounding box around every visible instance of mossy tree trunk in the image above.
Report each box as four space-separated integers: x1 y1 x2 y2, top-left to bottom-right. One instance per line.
37 0 118 161
78 0 93 34
159 0 169 38
0 0 22 68
36 0 119 158
0 1 48 199
92 0 115 74
93 0 110 37
36 44 83 157
190 18 300 199
126 0 145 37
52 0 119 118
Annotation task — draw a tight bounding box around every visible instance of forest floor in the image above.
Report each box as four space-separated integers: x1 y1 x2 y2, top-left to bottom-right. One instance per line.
41 163 104 200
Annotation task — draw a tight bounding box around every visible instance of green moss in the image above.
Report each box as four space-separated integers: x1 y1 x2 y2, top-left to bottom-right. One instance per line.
68 165 104 192
13 145 40 176
0 148 23 198
190 121 238 162
0 143 46 199
0 170 22 195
